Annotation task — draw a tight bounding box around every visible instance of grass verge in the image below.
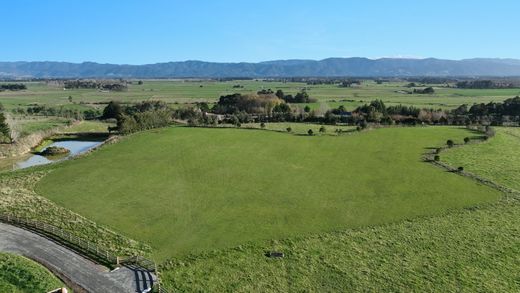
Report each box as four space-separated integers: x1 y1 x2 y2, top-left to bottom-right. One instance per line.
0 252 64 293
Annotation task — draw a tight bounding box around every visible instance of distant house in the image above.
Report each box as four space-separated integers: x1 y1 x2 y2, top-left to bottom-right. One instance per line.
204 112 224 121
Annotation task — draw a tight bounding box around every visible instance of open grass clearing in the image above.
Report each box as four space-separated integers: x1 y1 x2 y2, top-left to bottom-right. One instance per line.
36 126 500 261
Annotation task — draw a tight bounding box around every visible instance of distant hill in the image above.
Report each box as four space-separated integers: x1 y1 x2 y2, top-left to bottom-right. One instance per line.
2 57 520 78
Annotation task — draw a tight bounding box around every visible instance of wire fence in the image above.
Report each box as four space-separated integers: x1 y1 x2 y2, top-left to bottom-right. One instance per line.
0 213 170 292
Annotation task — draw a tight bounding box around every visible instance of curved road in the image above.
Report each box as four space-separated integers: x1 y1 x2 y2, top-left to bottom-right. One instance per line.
0 223 155 292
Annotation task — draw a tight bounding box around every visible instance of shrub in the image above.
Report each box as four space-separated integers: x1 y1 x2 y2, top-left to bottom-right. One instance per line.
40 146 70 156
447 139 454 148
434 155 440 161
286 127 292 133
260 122 266 129
435 148 442 154
485 126 496 138
464 137 470 144
319 126 326 133
457 166 464 172
307 129 314 136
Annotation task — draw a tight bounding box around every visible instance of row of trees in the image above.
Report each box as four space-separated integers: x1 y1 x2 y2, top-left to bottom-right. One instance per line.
98 95 520 136
456 80 518 89
12 105 100 120
0 83 26 91
351 97 520 126
64 80 127 91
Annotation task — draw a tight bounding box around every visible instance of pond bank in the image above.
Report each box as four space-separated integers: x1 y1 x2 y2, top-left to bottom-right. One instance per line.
0 133 115 172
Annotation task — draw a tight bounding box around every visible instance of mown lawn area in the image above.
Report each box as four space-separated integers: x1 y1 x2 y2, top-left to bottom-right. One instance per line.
0 252 63 292
443 127 520 192
37 126 500 261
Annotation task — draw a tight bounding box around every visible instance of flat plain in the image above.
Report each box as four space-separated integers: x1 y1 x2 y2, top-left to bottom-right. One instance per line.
2 80 520 112
37 126 500 260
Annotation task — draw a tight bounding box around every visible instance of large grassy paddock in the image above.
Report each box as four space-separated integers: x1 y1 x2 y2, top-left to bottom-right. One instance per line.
36 126 500 260
443 127 520 192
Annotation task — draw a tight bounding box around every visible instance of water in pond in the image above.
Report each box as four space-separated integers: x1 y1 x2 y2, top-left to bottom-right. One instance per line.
15 140 102 170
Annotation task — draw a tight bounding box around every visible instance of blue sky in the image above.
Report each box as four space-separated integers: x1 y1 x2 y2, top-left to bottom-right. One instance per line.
1 0 519 64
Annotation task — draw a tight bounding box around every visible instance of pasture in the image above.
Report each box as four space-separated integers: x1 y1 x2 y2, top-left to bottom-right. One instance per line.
443 127 520 191
1 80 519 112
161 185 520 292
161 125 520 291
36 126 500 261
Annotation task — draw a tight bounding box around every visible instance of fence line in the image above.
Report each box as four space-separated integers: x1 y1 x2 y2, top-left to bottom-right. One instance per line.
0 213 170 292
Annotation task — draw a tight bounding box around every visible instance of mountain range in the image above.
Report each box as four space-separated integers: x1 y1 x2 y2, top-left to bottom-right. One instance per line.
2 58 520 78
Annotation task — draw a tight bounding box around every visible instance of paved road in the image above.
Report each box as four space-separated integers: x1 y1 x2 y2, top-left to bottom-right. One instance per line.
0 222 155 292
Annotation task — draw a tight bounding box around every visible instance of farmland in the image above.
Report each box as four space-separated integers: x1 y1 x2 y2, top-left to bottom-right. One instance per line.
161 187 520 292
1 80 519 113
1 79 520 291
36 126 500 261
443 127 520 191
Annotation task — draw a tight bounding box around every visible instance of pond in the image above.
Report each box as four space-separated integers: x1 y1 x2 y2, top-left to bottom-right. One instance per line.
14 140 103 170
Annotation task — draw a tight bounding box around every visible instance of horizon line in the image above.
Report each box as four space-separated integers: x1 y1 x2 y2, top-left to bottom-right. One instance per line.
1 57 519 66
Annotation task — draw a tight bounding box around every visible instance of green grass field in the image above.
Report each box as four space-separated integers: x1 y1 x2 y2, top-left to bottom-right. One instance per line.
36 126 500 261
443 127 520 192
1 80 519 112
159 127 520 291
0 253 63 292
234 122 356 135
161 191 520 292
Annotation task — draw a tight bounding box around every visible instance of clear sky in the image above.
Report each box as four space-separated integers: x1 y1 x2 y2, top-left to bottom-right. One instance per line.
1 0 519 64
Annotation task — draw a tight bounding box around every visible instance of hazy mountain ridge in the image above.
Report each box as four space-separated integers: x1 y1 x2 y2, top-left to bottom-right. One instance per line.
1 58 520 78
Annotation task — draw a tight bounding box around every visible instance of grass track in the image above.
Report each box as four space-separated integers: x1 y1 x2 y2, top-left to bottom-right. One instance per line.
37 126 500 260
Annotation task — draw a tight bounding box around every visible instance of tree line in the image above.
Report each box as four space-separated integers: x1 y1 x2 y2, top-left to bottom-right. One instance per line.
456 80 518 89
0 83 27 91
63 80 128 91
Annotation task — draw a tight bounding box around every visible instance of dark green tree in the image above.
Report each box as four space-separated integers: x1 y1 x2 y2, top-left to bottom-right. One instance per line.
102 101 122 119
0 112 11 143
275 89 284 100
